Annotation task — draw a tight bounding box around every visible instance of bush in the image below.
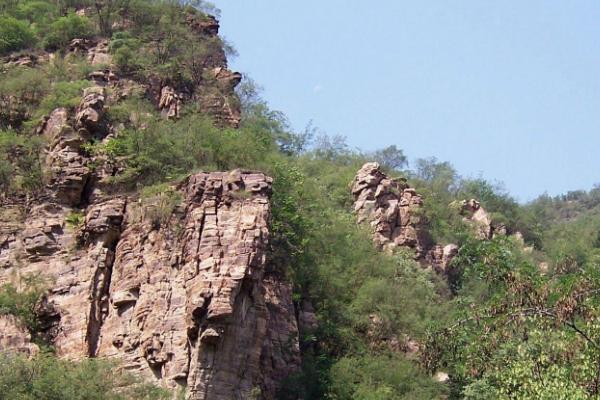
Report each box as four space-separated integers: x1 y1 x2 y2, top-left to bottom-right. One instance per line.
0 15 35 55
0 130 45 194
0 67 50 128
0 352 169 400
109 31 145 74
36 80 91 117
103 112 277 187
328 354 445 400
0 276 46 333
43 12 92 50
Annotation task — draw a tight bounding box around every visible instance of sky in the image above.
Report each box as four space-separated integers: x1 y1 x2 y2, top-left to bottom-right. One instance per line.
214 1 600 202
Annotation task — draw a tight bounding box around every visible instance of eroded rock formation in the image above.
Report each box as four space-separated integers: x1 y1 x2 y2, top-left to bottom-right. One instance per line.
0 315 39 356
1 26 298 395
352 162 431 257
458 199 493 239
0 168 300 399
352 163 523 284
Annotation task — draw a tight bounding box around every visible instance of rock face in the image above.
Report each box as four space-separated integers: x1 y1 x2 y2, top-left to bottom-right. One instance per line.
0 315 39 357
159 86 183 119
352 162 431 257
1 11 296 399
426 243 459 274
0 169 300 399
352 162 463 275
459 199 493 239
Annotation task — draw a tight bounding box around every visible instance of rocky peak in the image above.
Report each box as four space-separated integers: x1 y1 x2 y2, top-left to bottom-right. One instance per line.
352 162 431 257
459 198 493 239
352 162 463 277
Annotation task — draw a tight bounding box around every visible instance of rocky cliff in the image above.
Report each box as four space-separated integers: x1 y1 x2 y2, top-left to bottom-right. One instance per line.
0 11 301 399
0 168 300 399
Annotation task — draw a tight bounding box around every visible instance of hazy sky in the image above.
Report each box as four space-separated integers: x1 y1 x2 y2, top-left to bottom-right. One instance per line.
215 1 600 201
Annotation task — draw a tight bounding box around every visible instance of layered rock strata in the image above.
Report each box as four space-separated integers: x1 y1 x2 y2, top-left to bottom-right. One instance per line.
0 170 300 399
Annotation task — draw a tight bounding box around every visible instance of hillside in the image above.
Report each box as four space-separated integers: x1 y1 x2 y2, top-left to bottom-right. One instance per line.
1 2 600 400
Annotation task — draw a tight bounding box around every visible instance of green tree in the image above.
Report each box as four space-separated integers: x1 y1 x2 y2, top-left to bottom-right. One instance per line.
0 15 35 54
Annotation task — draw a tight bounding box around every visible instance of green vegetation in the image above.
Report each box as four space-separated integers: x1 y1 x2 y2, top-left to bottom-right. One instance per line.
65 211 85 228
0 276 46 334
0 15 35 55
0 353 169 400
0 130 44 194
421 234 600 398
2 1 600 399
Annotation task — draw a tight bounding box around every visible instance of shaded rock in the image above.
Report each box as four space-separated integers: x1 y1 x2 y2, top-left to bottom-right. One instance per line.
187 14 220 36
4 53 37 67
211 67 242 91
41 108 90 206
426 244 459 274
87 39 111 65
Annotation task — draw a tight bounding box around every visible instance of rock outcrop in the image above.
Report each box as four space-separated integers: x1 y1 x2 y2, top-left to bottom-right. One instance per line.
426 243 459 274
459 199 493 239
352 162 464 276
159 86 183 119
0 169 300 399
0 315 39 357
352 162 431 257
1 10 296 399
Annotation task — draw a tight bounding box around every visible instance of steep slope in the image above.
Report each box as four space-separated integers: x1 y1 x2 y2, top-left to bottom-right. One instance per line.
0 4 301 399
0 167 301 399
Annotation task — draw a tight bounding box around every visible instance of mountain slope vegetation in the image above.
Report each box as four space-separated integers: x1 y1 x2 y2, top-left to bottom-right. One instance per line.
1 1 600 399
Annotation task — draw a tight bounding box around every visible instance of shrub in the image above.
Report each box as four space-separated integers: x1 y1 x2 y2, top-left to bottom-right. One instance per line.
138 183 182 228
65 211 85 229
328 354 445 400
0 352 169 400
109 31 145 74
0 130 45 194
43 12 92 50
0 15 35 55
36 80 91 117
0 66 50 128
0 275 46 333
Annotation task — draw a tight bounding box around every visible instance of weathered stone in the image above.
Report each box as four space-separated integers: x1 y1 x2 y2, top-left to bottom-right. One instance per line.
41 108 90 206
75 86 106 131
87 39 112 65
0 315 39 357
158 86 182 119
426 243 459 274
459 199 493 239
352 162 431 258
0 170 299 399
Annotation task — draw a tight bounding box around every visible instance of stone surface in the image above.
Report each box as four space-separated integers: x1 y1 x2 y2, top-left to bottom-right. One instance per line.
352 162 431 257
0 315 39 357
0 170 300 399
426 244 459 274
75 86 106 131
459 199 493 239
353 162 463 276
159 86 182 119
41 108 90 206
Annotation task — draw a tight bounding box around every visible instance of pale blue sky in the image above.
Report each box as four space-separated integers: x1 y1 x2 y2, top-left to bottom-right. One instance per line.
215 1 600 201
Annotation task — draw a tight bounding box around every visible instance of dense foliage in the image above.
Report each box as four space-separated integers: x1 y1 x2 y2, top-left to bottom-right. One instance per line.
423 236 600 399
2 1 600 399
0 353 170 400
